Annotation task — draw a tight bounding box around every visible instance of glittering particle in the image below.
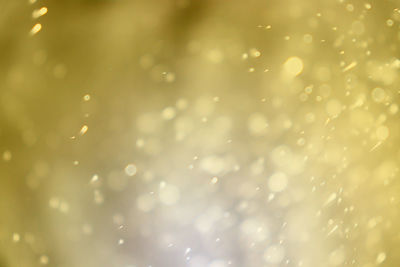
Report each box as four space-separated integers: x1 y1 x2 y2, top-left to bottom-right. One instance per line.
30 23 42 35
3 2 400 266
79 125 88 136
249 48 261 58
90 174 99 184
324 192 337 206
342 61 357 72
283 56 304 77
327 224 339 236
376 252 386 264
210 176 218 184
304 85 313 94
370 141 383 152
124 164 137 176
268 172 288 192
32 7 48 19
83 94 91 101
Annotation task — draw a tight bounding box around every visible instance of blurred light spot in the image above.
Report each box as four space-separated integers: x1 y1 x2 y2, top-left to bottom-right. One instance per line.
2 150 12 161
125 164 137 176
209 260 227 267
376 125 389 140
342 61 357 72
206 49 223 63
159 183 180 205
210 176 218 184
83 94 91 101
240 218 269 242
137 193 156 212
283 56 304 77
164 72 176 83
176 98 188 110
32 7 48 19
328 247 345 266
268 172 288 192
326 99 342 118
249 48 261 58
351 21 365 35
79 125 88 136
162 107 176 120
376 252 386 264
12 233 20 242
371 87 386 102
39 255 49 265
30 23 42 35
248 113 268 136
263 245 285 264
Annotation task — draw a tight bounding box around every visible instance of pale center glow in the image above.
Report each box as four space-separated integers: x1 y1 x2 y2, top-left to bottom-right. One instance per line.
283 56 304 77
268 172 288 192
159 184 180 205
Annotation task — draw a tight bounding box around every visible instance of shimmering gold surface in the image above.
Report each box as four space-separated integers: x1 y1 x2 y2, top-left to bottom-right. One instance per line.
1 0 400 266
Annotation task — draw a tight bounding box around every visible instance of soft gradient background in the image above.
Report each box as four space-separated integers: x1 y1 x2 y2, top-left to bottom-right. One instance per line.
1 0 400 266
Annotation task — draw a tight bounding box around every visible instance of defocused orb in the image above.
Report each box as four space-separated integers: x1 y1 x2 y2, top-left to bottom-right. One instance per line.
263 245 285 264
159 184 180 205
283 56 304 77
268 172 288 192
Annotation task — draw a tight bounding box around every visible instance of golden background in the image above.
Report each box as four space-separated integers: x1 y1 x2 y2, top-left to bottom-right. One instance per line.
1 0 400 266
